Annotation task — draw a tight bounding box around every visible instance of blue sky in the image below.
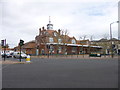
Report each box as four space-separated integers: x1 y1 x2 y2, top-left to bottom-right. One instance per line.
0 0 119 48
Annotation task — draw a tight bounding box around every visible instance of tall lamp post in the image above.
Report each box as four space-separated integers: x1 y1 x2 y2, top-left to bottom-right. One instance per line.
110 21 119 58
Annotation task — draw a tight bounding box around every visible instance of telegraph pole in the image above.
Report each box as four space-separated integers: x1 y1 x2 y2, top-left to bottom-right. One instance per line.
20 44 21 62
1 39 6 61
4 39 6 61
110 21 119 58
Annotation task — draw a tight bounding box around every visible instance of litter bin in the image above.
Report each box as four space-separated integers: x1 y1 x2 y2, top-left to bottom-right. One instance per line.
26 55 31 62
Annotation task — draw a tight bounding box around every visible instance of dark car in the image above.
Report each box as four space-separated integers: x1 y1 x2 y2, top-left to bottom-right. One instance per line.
89 53 101 57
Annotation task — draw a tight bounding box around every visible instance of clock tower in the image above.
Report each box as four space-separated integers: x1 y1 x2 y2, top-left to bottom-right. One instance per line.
47 16 53 30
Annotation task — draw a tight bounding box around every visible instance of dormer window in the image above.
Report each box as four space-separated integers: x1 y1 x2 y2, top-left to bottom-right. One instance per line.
54 32 57 36
71 39 76 44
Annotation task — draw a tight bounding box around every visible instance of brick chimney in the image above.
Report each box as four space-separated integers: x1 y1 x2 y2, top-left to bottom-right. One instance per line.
58 29 61 35
39 28 41 35
42 26 45 30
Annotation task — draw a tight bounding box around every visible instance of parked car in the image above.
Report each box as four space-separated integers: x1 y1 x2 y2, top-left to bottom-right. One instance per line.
89 53 101 57
1 52 12 58
13 52 27 59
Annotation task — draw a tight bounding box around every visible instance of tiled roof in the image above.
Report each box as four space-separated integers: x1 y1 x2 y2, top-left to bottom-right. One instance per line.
23 41 35 49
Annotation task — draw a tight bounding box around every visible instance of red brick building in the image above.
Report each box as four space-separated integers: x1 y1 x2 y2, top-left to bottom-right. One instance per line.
14 17 102 55
14 40 36 55
35 17 102 55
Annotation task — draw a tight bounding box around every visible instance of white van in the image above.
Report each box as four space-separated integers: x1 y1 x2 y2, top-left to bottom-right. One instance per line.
13 51 27 58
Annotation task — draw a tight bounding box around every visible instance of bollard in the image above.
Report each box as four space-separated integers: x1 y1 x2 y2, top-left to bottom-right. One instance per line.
26 55 31 62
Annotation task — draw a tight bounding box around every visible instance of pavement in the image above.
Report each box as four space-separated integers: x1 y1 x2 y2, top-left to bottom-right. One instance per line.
31 54 119 59
1 56 119 88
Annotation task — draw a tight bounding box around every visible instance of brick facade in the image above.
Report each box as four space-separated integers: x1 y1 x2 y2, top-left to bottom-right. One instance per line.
35 26 102 55
14 40 36 55
14 18 102 55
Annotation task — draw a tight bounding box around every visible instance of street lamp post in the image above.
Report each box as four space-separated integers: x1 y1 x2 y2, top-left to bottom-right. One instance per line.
110 21 119 58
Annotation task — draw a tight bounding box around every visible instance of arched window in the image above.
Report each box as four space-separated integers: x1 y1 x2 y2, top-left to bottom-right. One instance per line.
71 39 76 44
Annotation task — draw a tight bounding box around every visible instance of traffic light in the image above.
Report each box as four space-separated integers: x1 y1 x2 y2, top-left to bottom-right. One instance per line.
1 40 4 46
19 39 24 62
19 39 24 46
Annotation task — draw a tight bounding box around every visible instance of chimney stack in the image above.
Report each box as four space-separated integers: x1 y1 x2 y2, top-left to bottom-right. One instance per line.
42 26 45 30
58 29 61 35
39 28 41 35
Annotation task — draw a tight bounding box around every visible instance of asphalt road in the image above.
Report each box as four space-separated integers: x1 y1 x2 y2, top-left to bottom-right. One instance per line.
2 57 118 88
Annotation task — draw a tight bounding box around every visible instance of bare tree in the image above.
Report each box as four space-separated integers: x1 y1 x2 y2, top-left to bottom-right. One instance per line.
54 29 62 56
90 35 94 41
88 35 94 56
36 27 50 57
102 34 109 56
93 34 109 57
78 35 86 58
61 29 69 55
103 34 109 39
83 35 87 40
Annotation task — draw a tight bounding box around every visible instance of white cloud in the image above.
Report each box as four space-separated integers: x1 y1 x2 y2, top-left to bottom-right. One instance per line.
1 0 119 48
